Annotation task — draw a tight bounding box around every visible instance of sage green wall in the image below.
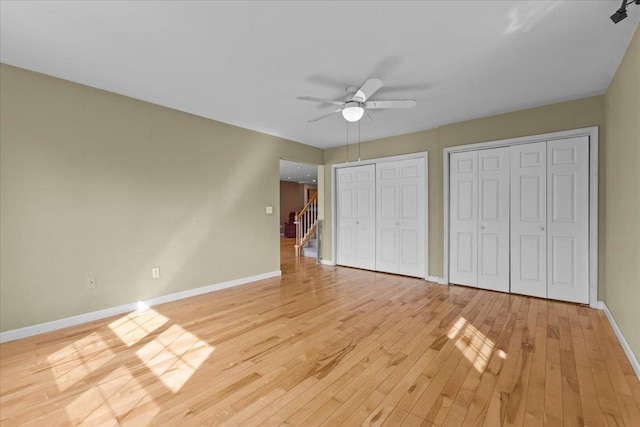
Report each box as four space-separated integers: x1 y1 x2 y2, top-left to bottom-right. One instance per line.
604 26 640 359
0 64 323 332
321 95 605 283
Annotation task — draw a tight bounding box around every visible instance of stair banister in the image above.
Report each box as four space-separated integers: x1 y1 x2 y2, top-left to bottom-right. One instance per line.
294 193 318 256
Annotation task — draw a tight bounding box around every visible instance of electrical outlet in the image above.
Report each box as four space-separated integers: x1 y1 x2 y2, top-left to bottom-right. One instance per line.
152 267 160 278
87 276 97 289
266 206 273 214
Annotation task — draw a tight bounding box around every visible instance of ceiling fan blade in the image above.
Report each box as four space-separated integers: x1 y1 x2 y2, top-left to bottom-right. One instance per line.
308 108 342 122
298 96 344 106
363 99 417 109
351 78 383 102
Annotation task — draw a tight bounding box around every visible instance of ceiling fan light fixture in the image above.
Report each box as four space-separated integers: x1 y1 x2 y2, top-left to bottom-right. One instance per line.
342 102 364 122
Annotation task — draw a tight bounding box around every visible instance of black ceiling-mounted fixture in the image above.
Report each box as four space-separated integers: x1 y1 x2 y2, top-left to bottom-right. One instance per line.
611 0 640 23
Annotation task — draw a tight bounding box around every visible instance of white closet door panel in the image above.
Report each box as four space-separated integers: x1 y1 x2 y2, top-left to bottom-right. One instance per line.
338 225 353 258
379 228 397 263
337 170 356 267
378 176 398 266
511 142 547 298
478 147 510 292
356 228 374 267
376 158 425 277
401 229 419 266
449 151 478 287
398 160 424 277
547 136 589 303
336 164 376 270
381 185 396 219
376 162 398 273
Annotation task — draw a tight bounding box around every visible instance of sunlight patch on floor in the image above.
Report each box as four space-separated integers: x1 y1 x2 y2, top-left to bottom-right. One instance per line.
447 317 497 373
135 324 214 393
47 332 115 392
65 366 159 426
53 308 213 423
108 306 169 347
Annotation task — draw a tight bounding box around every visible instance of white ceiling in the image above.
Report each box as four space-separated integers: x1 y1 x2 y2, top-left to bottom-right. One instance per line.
279 160 318 184
1 1 638 149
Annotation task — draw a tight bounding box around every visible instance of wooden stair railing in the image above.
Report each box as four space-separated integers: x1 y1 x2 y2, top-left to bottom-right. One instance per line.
295 193 318 256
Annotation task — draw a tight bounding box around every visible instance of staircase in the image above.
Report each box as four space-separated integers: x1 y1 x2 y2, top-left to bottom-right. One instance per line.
301 232 318 258
295 193 318 258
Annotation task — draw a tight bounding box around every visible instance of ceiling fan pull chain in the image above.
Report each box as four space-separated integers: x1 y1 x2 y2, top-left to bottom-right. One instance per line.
346 120 349 164
358 119 361 162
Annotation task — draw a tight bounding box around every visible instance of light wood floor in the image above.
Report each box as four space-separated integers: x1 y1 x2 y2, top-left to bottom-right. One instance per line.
1 238 639 426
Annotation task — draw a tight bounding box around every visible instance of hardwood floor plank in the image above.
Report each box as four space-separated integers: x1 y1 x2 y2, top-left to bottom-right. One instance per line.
557 302 585 426
401 412 427 426
544 302 565 426
410 290 496 422
396 290 487 416
461 298 521 426
522 298 547 427
567 304 604 427
441 292 511 427
587 309 640 426
355 314 460 426
0 238 638 426
482 296 530 426
326 292 480 426
284 289 457 425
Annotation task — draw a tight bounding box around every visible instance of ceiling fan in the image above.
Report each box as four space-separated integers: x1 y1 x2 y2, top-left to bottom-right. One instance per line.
298 78 417 123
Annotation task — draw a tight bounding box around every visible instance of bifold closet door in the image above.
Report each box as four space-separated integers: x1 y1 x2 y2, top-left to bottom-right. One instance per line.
477 148 510 292
449 148 510 291
547 136 589 303
450 137 590 302
511 141 547 298
376 158 425 277
510 137 589 303
336 164 376 270
449 151 478 287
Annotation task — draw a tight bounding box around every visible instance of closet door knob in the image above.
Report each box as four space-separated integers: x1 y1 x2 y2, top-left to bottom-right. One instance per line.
540 226 545 231
479 225 485 230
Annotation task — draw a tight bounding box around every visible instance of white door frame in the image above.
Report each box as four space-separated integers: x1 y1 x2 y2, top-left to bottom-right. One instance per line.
331 152 429 279
443 126 599 308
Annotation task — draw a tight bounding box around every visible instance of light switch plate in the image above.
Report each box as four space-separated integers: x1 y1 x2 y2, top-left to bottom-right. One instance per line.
266 206 273 214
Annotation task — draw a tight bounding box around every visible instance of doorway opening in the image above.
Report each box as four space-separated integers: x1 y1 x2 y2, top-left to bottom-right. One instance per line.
279 159 322 267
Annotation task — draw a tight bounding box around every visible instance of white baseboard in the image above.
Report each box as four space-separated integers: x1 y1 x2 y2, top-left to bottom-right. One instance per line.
598 301 640 379
0 270 282 344
320 259 335 266
427 276 447 285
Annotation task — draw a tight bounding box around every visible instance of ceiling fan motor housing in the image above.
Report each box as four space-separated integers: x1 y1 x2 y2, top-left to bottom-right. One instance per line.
342 101 364 122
